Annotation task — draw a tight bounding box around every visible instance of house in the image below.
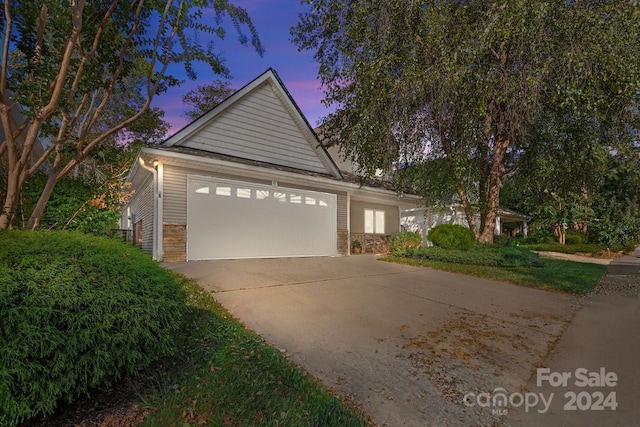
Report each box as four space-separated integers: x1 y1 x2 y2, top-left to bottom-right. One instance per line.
121 69 421 261
401 205 529 245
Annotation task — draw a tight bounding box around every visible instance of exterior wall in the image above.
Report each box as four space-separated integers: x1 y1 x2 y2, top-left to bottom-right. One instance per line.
163 223 186 262
161 161 350 260
128 174 154 255
350 233 390 254
350 200 400 235
180 82 332 174
336 192 349 254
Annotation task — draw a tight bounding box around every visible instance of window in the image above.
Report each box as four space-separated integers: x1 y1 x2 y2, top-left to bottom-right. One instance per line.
364 209 385 234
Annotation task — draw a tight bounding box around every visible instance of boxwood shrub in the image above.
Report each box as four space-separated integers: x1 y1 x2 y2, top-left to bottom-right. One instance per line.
427 224 475 250
0 230 186 426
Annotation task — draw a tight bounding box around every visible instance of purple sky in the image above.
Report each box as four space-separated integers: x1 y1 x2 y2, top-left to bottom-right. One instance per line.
153 1 329 135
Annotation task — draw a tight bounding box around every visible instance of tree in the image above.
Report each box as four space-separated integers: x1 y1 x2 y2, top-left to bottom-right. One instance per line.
509 106 610 244
592 142 640 248
0 0 264 229
292 0 640 243
182 80 235 121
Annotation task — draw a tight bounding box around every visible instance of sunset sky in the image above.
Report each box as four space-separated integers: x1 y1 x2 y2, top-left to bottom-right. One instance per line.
153 1 330 135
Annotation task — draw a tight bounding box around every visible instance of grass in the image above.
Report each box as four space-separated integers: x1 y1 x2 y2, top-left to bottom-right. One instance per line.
524 242 637 256
381 255 607 294
136 273 370 427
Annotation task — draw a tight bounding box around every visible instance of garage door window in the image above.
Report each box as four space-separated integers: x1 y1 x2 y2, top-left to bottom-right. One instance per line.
364 209 385 234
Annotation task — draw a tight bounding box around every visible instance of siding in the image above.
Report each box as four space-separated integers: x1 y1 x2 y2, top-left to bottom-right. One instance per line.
180 82 329 174
337 192 348 232
163 164 274 224
163 163 349 227
129 175 154 255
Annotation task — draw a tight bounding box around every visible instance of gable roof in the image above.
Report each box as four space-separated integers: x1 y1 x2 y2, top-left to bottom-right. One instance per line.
162 68 341 178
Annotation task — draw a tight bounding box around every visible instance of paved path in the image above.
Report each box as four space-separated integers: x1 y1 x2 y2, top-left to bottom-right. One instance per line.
167 256 638 426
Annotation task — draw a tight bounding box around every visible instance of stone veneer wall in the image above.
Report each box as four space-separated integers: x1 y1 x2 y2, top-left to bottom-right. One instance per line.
337 229 349 256
350 233 390 255
163 223 187 262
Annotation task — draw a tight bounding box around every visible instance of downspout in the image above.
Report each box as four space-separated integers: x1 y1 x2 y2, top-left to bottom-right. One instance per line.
346 192 351 256
138 158 160 261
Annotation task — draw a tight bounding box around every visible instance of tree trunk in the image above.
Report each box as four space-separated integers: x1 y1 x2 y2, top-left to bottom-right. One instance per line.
26 172 58 230
478 132 510 243
456 186 479 238
554 224 566 245
0 162 29 229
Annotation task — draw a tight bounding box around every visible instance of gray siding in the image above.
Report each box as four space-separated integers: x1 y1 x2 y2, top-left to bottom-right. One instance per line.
129 175 154 255
162 163 349 233
337 192 348 231
180 82 329 174
163 164 273 224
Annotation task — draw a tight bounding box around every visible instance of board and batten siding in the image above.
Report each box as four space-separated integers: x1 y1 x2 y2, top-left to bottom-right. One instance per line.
179 82 330 174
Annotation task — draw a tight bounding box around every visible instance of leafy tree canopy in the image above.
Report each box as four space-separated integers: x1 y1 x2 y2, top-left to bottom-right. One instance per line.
292 0 640 242
0 0 264 229
182 80 236 122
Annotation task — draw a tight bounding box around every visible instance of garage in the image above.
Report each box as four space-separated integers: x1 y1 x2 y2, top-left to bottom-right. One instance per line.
187 175 337 260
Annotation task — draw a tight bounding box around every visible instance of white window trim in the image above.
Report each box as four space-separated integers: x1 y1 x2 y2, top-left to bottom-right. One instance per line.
364 209 386 234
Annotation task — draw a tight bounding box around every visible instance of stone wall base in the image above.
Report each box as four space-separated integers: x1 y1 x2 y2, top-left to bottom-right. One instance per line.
350 233 390 255
163 223 186 262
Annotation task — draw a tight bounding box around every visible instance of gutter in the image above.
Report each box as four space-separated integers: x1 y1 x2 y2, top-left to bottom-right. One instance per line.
138 157 163 261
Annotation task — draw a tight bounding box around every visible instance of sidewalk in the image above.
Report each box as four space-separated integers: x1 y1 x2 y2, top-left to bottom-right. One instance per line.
508 272 639 426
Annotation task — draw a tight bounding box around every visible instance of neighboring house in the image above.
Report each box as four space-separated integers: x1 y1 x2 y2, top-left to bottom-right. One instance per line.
121 69 420 261
401 205 529 245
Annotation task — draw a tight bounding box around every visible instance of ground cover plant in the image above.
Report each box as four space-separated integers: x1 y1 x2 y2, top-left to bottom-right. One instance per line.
0 231 186 426
384 244 606 294
4 231 369 426
525 242 632 256
402 244 543 268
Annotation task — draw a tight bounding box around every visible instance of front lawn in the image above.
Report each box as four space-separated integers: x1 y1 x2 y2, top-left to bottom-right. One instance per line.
138 274 371 427
382 251 607 294
6 231 370 427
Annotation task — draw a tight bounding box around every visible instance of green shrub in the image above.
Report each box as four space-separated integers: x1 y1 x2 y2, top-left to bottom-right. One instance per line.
427 224 475 250
540 236 555 244
0 230 186 426
389 231 422 253
404 244 542 268
524 230 554 244
525 242 609 255
565 235 583 245
493 235 510 247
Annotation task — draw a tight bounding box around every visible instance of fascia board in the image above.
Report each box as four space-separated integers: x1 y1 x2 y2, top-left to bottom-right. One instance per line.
140 146 419 205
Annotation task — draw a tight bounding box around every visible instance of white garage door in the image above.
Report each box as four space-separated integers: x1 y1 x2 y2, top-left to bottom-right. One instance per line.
187 175 337 260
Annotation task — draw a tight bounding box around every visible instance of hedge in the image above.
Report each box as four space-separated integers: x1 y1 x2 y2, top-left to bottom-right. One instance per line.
403 244 543 268
0 230 186 426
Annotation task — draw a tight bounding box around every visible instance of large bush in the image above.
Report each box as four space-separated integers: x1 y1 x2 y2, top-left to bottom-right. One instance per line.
427 224 475 250
389 231 422 253
0 231 186 426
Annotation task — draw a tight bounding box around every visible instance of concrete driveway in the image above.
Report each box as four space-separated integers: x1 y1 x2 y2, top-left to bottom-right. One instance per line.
166 255 637 426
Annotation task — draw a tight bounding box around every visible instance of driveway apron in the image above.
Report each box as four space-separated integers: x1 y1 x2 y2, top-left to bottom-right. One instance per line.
168 256 591 426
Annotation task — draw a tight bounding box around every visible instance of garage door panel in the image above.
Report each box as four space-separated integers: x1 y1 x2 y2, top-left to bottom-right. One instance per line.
187 176 337 260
